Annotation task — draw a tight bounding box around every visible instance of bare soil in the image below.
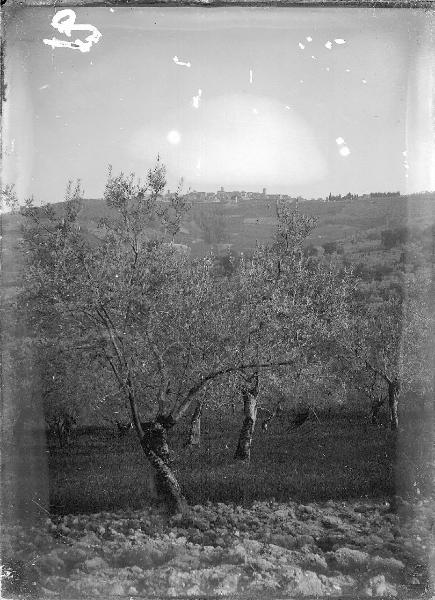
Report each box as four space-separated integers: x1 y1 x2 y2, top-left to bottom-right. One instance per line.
2 497 433 598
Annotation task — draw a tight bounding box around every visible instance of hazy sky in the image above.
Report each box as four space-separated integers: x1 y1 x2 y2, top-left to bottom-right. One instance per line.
4 7 434 204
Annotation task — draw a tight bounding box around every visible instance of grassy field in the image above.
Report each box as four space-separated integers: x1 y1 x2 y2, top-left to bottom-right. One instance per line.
47 407 433 515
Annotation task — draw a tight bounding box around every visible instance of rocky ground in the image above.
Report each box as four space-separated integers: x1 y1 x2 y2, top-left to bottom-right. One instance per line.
2 497 433 598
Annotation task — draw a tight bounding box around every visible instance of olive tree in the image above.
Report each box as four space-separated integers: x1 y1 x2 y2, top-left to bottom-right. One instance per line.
344 271 433 430
227 203 355 461
21 164 304 513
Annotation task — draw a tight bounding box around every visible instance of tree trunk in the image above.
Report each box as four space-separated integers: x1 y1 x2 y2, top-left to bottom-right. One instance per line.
388 379 400 431
234 379 258 462
140 418 186 514
56 421 64 448
186 400 203 447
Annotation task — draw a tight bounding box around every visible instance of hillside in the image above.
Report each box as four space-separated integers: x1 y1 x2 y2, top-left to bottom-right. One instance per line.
57 193 434 300
65 192 435 252
3 192 433 297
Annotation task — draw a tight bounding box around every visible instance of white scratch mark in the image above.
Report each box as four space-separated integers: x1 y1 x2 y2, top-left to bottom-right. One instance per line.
39 84 49 90
325 41 332 50
306 36 313 42
196 158 201 170
109 7 115 12
249 69 253 84
339 146 351 157
298 42 305 50
335 137 345 145
402 150 408 157
345 68 351 73
43 9 102 53
334 38 346 45
192 88 202 109
325 66 330 72
362 79 367 84
285 105 291 110
311 55 317 60
173 56 191 68
252 108 258 115
31 498 51 515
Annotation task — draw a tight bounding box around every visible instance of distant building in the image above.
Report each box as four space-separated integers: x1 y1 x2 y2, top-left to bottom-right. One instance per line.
370 191 400 198
217 187 228 202
181 186 316 205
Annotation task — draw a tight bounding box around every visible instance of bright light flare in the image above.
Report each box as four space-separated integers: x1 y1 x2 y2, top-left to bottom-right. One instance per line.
167 130 181 144
130 94 327 189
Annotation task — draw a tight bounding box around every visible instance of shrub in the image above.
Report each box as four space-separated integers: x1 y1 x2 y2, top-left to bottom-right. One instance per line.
322 241 338 255
381 227 409 249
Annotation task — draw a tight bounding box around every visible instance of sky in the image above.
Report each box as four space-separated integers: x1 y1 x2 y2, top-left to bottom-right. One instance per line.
3 6 434 205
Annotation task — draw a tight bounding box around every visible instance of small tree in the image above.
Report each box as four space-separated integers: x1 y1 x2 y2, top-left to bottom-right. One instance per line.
38 345 96 447
21 166 196 512
345 271 433 430
198 207 228 244
228 203 355 461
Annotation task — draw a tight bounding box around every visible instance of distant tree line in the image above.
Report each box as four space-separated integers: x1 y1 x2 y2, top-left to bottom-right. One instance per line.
326 192 358 202
370 191 400 198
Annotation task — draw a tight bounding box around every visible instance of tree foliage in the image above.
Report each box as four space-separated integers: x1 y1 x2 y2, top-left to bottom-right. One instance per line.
20 160 428 505
340 268 433 428
22 174 355 438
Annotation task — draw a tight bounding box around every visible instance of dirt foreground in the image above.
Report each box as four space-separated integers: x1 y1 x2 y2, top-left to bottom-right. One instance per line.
2 497 433 598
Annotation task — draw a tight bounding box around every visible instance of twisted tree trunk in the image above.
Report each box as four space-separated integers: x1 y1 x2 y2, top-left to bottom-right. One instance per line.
55 420 64 448
234 375 259 462
388 378 400 431
186 399 204 447
140 416 186 514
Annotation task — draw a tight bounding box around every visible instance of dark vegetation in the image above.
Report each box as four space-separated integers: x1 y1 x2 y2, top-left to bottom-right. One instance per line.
46 404 434 516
